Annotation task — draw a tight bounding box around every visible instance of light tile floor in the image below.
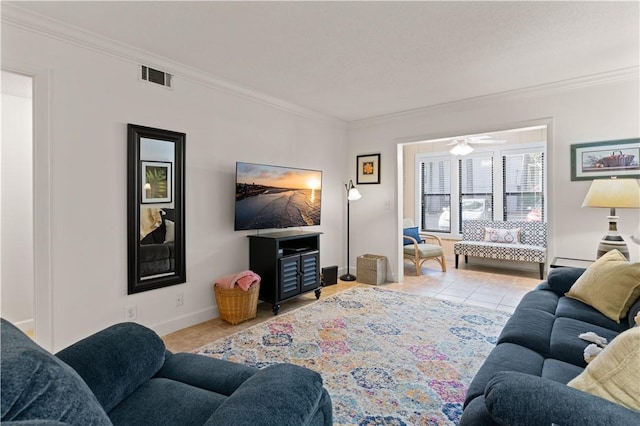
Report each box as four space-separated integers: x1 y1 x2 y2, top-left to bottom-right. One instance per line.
162 259 541 352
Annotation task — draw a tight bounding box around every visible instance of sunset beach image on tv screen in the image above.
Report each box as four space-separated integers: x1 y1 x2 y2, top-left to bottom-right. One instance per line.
234 162 322 231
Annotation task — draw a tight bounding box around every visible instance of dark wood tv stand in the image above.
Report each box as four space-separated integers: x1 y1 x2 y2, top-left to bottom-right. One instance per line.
248 230 322 315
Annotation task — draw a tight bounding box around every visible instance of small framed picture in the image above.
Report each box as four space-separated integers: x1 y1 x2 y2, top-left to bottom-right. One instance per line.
357 153 381 184
141 161 172 203
570 138 640 181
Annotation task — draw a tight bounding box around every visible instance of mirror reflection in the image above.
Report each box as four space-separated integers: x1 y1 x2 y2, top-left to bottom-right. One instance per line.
128 124 185 294
139 138 175 280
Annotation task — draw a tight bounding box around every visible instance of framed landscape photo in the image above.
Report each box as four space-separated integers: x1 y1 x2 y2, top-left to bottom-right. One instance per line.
357 153 381 184
570 138 640 181
141 161 172 203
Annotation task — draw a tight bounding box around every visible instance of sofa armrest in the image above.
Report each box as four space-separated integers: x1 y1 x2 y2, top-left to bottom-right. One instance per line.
55 322 166 413
155 352 258 396
207 363 332 426
484 372 640 426
546 267 586 296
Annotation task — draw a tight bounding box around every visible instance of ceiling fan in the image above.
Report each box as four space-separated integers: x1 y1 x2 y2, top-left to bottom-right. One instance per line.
448 135 506 156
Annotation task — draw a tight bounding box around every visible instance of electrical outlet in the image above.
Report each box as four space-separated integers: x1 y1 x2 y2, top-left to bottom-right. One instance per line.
176 292 184 307
125 304 137 321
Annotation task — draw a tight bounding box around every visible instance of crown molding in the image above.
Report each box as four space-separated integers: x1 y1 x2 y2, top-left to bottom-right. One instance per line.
1 3 346 128
349 67 640 129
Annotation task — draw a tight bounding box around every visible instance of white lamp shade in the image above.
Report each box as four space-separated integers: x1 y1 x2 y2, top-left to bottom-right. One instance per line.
347 188 362 201
581 178 640 208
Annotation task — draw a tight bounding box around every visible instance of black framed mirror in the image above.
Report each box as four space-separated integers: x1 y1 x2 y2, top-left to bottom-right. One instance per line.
128 124 186 294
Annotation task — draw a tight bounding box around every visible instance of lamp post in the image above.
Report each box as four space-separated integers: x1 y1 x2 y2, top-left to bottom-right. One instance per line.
340 180 361 281
582 177 640 260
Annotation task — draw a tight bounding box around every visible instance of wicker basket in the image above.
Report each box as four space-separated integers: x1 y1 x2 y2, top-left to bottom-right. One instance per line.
214 282 260 324
357 254 387 285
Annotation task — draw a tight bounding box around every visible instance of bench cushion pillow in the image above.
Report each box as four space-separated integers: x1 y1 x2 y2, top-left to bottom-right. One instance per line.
484 227 521 244
565 250 640 323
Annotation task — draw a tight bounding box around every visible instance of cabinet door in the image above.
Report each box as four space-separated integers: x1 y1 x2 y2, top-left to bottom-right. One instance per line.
300 251 320 293
279 255 301 300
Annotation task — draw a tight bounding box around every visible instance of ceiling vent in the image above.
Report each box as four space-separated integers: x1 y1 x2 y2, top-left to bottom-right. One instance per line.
141 65 172 88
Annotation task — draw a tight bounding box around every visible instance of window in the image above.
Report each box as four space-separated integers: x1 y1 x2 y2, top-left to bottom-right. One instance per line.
420 157 451 232
459 155 494 231
503 152 544 221
416 143 545 235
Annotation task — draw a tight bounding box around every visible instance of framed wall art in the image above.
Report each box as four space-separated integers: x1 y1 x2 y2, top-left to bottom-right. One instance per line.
356 153 381 184
570 138 640 181
141 161 172 203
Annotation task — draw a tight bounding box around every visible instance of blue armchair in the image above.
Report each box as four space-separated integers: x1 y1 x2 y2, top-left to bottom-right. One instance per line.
1 318 332 425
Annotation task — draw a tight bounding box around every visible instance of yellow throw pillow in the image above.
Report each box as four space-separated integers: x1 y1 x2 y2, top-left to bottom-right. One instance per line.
568 327 640 411
565 250 640 322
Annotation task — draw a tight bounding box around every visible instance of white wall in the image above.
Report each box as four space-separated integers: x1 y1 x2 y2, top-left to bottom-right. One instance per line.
2 21 347 350
348 73 640 281
1 71 34 330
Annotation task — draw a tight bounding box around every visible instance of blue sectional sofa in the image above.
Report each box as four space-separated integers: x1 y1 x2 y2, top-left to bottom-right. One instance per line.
460 266 640 425
1 318 332 425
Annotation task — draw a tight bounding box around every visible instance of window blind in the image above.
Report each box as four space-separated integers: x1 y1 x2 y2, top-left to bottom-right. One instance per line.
503 152 544 221
420 157 451 232
458 156 494 230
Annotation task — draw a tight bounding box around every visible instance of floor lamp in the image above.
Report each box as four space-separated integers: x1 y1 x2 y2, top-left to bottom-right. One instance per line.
582 177 640 260
340 180 361 281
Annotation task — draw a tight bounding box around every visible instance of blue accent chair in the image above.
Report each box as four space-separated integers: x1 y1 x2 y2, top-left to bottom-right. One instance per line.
1 318 332 425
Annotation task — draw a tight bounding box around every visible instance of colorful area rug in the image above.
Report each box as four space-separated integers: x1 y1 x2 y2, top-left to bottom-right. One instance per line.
194 287 510 425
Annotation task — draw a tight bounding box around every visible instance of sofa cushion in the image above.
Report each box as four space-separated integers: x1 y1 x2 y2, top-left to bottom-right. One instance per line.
139 243 170 262
515 289 559 313
402 244 443 257
549 317 620 367
108 378 227 426
498 308 556 356
540 358 583 385
463 343 544 408
1 319 111 425
156 353 257 396
556 297 629 333
209 364 330 426
568 327 640 411
565 249 640 323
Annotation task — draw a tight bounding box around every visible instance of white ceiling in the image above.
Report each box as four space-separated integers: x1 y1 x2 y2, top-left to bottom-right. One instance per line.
7 1 640 122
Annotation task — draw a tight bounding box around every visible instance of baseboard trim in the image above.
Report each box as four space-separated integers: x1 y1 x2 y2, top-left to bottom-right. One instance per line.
151 306 219 338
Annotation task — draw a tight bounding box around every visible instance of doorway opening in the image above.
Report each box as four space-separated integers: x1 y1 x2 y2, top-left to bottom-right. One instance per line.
398 123 549 281
1 70 35 336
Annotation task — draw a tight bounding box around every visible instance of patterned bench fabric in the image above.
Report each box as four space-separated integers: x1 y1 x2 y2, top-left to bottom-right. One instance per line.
457 220 547 247
453 241 546 263
454 220 548 278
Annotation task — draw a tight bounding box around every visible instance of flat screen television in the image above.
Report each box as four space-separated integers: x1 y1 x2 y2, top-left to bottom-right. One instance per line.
235 162 322 231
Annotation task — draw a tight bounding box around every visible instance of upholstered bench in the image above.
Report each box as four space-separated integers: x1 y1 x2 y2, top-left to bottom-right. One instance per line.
454 220 547 279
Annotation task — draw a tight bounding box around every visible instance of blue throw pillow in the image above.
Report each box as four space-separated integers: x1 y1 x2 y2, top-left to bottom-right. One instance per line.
403 227 421 245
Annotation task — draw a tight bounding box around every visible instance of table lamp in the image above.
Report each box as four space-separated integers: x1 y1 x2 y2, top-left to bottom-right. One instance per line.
581 177 640 260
